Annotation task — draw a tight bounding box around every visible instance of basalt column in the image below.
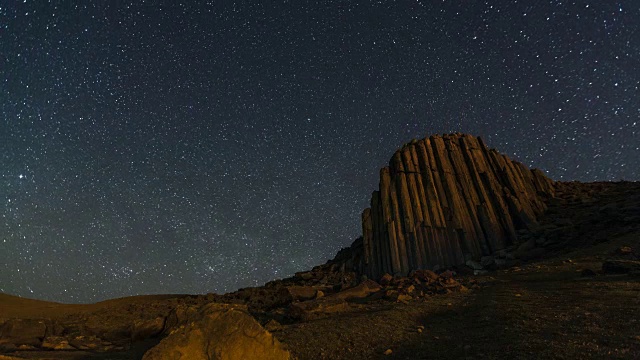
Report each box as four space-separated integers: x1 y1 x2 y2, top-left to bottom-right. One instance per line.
360 133 555 278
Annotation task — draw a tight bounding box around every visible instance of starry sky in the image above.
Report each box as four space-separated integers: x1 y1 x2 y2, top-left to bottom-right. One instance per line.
2 1 638 303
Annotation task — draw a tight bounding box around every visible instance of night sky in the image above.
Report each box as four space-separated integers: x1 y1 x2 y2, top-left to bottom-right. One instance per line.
2 1 638 303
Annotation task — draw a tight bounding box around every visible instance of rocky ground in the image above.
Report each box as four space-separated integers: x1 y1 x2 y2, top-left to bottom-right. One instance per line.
1 181 639 359
277 232 640 359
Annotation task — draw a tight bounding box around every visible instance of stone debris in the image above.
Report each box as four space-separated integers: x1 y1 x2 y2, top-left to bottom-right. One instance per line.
41 336 75 350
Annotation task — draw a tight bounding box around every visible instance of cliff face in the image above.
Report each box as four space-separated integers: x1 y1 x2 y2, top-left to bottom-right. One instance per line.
354 133 555 279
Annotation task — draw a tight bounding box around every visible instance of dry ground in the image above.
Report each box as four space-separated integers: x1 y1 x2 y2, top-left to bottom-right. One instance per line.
2 233 639 360
275 233 640 360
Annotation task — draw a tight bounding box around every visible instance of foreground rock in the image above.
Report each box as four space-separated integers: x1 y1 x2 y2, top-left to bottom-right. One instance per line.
0 319 47 350
602 259 640 274
142 303 291 360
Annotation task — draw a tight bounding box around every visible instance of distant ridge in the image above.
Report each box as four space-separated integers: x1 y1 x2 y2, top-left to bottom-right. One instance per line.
336 133 555 278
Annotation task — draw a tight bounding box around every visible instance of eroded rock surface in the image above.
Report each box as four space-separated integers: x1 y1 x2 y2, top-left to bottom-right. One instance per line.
345 133 555 278
142 303 291 360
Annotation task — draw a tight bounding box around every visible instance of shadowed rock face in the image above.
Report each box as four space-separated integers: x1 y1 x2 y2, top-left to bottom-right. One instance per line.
353 133 555 278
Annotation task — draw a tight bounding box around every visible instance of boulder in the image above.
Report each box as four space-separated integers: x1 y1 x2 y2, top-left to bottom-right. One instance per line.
410 269 439 281
465 260 483 270
513 238 537 258
263 319 282 332
294 271 314 281
285 286 321 301
333 280 381 301
131 317 165 341
0 319 47 347
288 298 350 321
143 303 291 360
41 336 75 350
480 256 495 268
379 273 393 286
383 290 399 301
68 335 106 351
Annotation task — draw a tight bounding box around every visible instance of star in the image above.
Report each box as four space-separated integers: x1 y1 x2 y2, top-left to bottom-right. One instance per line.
0 0 637 303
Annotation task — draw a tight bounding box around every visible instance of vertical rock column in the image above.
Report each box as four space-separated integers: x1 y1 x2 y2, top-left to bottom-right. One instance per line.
360 133 555 278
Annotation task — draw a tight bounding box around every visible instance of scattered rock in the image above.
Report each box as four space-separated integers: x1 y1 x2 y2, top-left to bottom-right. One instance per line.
384 290 399 301
412 269 439 281
16 345 37 350
285 286 321 302
466 260 483 270
288 298 350 321
439 270 455 279
379 273 393 286
264 319 283 332
68 335 104 351
333 280 381 301
41 336 75 350
294 271 314 281
616 246 633 255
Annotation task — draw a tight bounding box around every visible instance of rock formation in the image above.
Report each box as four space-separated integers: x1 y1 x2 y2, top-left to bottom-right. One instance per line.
353 133 556 278
142 303 291 360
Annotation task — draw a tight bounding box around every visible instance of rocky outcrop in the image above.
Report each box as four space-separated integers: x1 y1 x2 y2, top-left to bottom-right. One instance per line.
0 319 47 349
142 303 291 360
355 133 555 278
